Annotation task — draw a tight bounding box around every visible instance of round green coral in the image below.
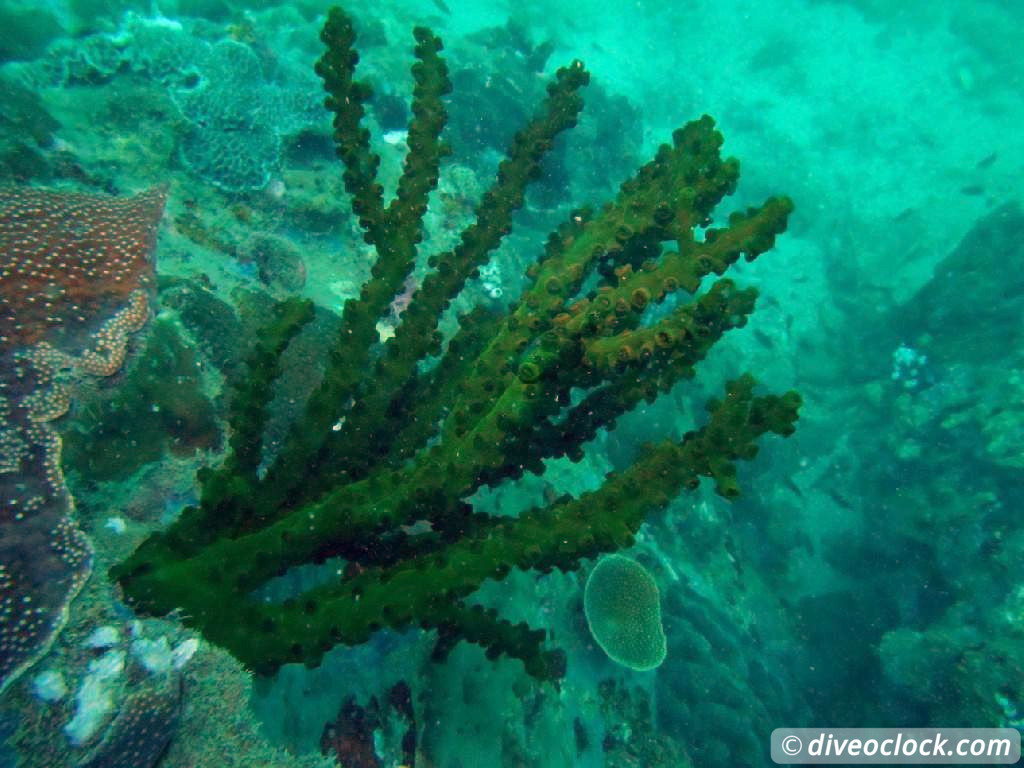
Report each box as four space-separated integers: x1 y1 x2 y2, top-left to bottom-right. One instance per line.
584 554 667 671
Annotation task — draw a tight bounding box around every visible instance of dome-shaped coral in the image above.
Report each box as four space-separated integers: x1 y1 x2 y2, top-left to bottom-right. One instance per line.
584 555 667 671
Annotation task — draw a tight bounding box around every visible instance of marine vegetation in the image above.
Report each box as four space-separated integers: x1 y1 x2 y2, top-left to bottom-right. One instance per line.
112 6 801 681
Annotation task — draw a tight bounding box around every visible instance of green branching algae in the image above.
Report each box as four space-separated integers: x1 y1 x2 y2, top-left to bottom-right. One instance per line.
112 6 801 681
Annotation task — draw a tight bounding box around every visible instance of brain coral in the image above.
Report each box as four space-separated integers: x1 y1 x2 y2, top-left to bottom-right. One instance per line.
584 554 667 671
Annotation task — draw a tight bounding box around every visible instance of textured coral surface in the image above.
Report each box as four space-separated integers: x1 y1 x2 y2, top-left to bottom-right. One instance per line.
0 186 163 695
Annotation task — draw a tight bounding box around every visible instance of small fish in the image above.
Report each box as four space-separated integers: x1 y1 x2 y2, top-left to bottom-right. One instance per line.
753 329 774 348
976 152 997 169
826 488 853 510
960 184 985 196
431 0 451 14
782 475 803 498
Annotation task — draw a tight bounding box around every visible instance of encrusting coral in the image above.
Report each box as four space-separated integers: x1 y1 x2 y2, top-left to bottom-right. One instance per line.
112 6 800 681
1 186 164 695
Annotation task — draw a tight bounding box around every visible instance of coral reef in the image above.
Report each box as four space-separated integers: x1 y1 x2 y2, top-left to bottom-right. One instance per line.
786 200 1024 732
0 73 60 181
656 580 807 766
0 186 163 695
598 680 692 768
172 38 322 191
17 13 324 191
76 677 181 768
320 681 416 768
62 317 221 482
112 6 799 682
7 582 197 768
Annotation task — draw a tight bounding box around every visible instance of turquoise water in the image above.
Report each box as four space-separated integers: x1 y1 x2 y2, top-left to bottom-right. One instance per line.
1 0 1022 766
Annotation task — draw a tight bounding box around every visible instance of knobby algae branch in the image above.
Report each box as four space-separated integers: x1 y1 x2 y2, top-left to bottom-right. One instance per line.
112 6 801 681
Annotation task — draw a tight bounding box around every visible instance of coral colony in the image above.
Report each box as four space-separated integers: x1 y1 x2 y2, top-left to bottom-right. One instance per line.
110 7 799 681
1 187 165 693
